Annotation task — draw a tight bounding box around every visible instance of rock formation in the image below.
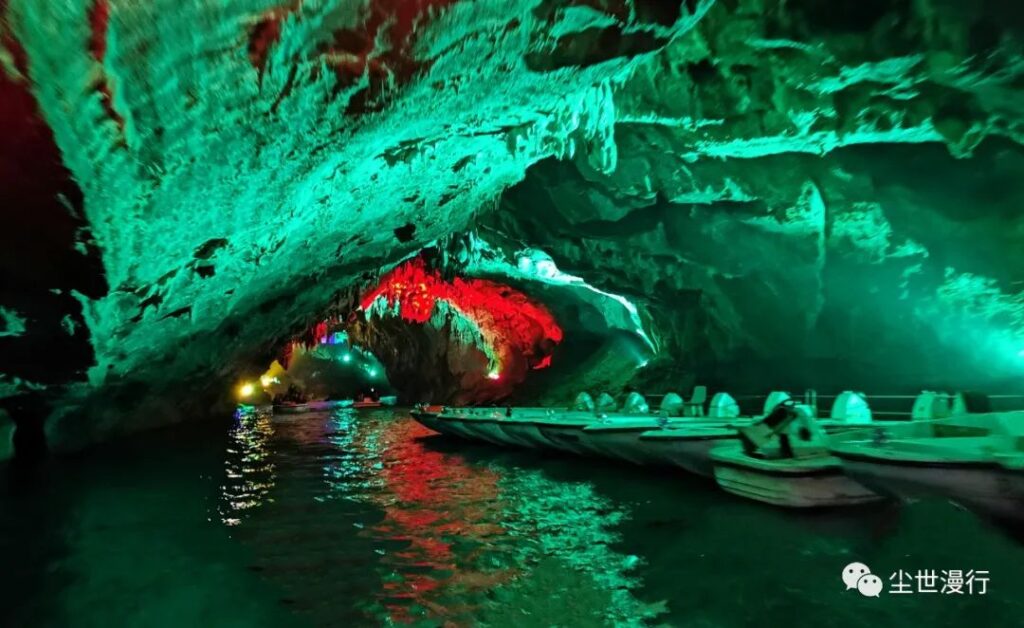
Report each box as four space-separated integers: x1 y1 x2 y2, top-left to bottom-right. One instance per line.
2 0 1023 454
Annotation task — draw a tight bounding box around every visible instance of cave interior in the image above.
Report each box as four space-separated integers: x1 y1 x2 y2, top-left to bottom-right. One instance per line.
2 0 1024 458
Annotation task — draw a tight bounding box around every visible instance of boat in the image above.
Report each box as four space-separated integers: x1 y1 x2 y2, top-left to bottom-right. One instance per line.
439 392 683 454
410 392 619 449
532 412 603 454
412 391 672 452
273 402 313 414
409 389 879 475
441 408 517 445
638 391 877 477
437 407 593 448
273 399 350 414
492 408 572 449
409 405 447 435
709 399 885 508
577 389 742 464
829 397 1024 521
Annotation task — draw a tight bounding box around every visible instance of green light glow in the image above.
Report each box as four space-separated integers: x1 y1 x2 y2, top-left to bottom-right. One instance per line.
7 0 660 429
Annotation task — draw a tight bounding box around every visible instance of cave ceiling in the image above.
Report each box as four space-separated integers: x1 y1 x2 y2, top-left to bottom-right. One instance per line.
2 0 1024 449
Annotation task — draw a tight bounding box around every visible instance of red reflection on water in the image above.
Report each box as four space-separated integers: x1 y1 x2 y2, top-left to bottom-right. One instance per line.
368 419 518 622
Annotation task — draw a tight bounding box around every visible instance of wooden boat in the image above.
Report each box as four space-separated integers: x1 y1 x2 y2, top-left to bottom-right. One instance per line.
709 400 884 508
829 408 1024 520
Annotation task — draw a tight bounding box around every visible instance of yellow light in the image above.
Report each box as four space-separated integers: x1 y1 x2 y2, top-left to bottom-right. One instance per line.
260 375 273 387
239 383 255 397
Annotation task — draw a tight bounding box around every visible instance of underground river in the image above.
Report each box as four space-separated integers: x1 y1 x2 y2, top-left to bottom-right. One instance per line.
3 407 1023 627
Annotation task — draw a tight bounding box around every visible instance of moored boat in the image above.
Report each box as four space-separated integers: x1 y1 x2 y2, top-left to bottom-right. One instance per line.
578 389 748 464
639 390 878 478
410 405 447 435
829 405 1024 520
710 400 884 508
440 409 516 445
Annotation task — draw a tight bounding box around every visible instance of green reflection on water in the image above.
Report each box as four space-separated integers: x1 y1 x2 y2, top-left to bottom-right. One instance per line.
6 407 1023 628
221 407 654 626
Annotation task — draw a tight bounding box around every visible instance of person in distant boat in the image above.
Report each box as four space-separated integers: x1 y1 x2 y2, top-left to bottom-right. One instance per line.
273 384 306 405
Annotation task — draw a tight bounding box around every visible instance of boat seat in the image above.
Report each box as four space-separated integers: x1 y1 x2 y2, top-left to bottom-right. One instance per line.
708 392 740 419
683 386 707 417
659 392 685 417
572 392 596 412
830 391 872 424
597 392 618 413
623 392 650 414
762 391 791 416
911 391 953 421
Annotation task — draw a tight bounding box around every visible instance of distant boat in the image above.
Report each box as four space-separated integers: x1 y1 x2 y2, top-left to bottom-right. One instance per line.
273 399 349 414
352 396 382 409
274 403 313 413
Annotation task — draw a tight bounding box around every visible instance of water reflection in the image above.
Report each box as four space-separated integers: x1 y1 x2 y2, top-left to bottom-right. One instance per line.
220 406 276 527
219 408 653 625
215 408 1024 627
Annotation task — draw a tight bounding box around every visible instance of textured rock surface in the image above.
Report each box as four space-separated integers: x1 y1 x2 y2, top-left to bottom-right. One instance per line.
2 0 1024 450
484 0 1024 394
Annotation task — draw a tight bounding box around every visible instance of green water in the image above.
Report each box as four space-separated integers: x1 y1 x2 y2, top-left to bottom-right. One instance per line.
2 407 1023 627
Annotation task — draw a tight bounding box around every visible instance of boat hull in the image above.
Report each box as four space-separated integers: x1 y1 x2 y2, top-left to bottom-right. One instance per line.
638 433 734 477
273 405 309 414
536 423 594 455
410 411 446 435
836 456 1024 521
637 420 901 479
444 416 511 445
712 452 884 508
432 415 479 440
579 427 667 465
494 421 555 449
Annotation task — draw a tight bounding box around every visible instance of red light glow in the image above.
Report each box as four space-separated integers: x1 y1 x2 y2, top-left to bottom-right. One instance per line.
360 257 562 383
